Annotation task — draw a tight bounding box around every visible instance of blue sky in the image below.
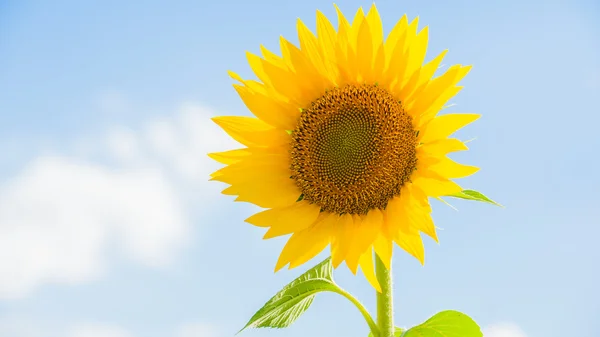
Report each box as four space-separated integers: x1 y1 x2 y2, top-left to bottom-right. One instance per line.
0 0 599 336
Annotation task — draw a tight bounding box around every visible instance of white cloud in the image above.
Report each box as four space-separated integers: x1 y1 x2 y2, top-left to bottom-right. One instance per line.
0 155 188 299
0 316 45 337
483 323 528 337
0 101 236 299
140 102 236 186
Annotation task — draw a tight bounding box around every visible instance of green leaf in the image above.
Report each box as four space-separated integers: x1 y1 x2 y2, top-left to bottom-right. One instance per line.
368 326 404 337
446 189 503 207
239 258 340 332
402 310 482 337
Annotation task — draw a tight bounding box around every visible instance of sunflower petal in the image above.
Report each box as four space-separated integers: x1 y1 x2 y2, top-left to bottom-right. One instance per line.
232 178 301 208
428 157 480 179
356 19 374 82
359 248 381 292
297 19 328 77
212 116 289 147
260 45 286 68
412 176 463 197
276 213 335 270
365 4 383 50
349 7 365 49
346 209 382 274
404 26 429 84
384 195 410 234
419 113 480 144
207 148 250 165
410 65 471 118
245 201 321 240
384 14 408 66
393 229 425 264
373 234 393 269
316 10 339 79
233 84 298 130
331 213 355 268
419 138 468 156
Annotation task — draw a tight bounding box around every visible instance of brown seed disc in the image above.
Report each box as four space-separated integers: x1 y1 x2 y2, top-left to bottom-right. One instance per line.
290 84 418 215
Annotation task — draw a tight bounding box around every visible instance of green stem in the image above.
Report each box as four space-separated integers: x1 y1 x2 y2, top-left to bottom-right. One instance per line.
376 254 394 337
332 288 379 336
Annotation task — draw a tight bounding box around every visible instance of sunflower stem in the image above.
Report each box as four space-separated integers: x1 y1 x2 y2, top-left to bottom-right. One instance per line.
375 254 394 337
331 287 378 336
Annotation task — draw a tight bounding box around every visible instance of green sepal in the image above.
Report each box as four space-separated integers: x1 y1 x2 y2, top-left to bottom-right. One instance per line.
402 310 482 337
446 189 503 207
238 258 339 332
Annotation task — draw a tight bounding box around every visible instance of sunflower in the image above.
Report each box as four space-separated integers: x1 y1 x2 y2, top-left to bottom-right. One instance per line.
209 4 479 291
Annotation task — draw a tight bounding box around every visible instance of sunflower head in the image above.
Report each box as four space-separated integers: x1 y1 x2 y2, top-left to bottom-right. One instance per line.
210 4 480 291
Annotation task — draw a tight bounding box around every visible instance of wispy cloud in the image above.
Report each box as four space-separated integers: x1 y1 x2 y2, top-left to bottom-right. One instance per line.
0 99 235 299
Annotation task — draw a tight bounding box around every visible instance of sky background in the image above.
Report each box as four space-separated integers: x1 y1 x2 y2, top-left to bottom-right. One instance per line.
0 0 599 336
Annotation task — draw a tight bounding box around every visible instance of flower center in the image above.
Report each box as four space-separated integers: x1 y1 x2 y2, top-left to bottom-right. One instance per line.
290 84 418 215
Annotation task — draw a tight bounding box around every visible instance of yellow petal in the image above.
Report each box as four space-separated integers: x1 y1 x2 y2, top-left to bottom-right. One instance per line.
212 116 290 148
409 65 471 118
331 213 355 268
417 85 464 127
232 178 301 208
412 176 462 197
356 19 374 82
207 148 250 165
260 44 286 68
419 113 480 144
297 19 328 77
281 37 330 101
334 4 351 33
316 10 339 78
346 209 382 274
391 17 419 86
395 65 421 101
419 138 468 156
245 200 321 239
333 5 354 84
211 164 289 185
359 248 381 292
233 85 298 130
384 14 408 67
428 157 480 179
404 49 448 108
228 70 286 102
260 58 306 107
276 213 335 271
382 28 409 89
372 44 386 82
408 207 438 242
345 215 362 274
373 234 393 270
209 151 290 185
384 195 410 234
246 51 273 86
393 229 425 264
349 7 365 50
365 4 383 50
403 26 429 84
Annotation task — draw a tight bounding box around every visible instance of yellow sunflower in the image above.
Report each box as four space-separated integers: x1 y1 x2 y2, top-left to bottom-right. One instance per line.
209 4 479 291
